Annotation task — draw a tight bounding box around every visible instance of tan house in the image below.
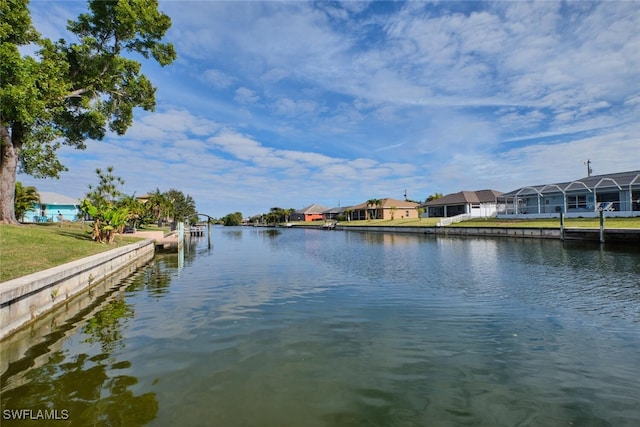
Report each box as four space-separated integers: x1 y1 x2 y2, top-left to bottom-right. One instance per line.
349 198 420 220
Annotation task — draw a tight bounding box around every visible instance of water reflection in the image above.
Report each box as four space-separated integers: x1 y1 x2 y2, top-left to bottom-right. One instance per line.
2 228 639 426
0 256 184 426
82 296 134 353
2 349 158 426
262 228 282 238
223 229 243 239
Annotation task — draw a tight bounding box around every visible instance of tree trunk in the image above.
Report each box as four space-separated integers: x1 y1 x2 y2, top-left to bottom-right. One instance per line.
0 125 19 224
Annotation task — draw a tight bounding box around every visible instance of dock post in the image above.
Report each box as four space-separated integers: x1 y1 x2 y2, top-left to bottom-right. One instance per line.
599 210 605 243
559 212 565 241
178 222 184 248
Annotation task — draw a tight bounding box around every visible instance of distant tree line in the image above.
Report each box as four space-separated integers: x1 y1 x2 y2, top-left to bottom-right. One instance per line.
218 193 445 226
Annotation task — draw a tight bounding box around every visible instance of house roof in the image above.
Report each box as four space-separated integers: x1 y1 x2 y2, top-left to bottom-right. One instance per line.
501 170 640 197
423 190 503 206
295 204 329 214
324 206 347 214
350 198 420 210
38 192 80 206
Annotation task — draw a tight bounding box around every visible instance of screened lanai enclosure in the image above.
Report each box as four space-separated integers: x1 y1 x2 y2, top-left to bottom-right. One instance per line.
497 170 640 218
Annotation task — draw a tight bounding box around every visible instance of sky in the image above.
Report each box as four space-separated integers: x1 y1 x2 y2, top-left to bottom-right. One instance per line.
20 0 640 219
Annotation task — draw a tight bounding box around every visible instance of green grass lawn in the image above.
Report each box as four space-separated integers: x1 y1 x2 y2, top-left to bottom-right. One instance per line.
0 223 144 282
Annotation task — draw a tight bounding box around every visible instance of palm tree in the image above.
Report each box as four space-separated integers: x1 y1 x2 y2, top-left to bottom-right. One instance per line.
284 208 295 223
147 188 169 226
425 192 443 202
366 198 382 220
118 193 146 229
269 207 285 225
390 206 397 220
365 199 375 220
14 182 40 222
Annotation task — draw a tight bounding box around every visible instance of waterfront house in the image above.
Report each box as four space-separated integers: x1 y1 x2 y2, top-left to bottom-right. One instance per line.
497 170 640 218
422 190 503 218
323 206 347 221
24 192 80 223
290 204 329 222
349 198 420 220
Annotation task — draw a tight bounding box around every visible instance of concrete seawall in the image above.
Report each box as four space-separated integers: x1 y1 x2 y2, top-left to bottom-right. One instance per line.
328 225 640 243
0 239 155 341
0 254 154 376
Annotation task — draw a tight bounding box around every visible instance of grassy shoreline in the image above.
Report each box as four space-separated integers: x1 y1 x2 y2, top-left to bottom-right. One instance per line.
0 223 144 283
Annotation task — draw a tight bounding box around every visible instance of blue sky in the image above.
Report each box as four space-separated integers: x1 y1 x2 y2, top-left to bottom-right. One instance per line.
21 0 640 218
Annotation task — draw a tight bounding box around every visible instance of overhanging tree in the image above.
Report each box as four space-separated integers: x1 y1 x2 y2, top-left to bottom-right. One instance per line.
0 0 176 224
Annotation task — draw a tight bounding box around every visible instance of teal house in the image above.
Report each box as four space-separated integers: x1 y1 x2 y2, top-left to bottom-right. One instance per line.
25 192 81 223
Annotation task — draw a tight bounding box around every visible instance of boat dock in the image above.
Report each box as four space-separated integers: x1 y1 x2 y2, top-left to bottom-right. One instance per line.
189 225 206 236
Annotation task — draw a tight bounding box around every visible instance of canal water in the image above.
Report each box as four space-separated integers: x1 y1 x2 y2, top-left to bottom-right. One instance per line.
2 227 639 426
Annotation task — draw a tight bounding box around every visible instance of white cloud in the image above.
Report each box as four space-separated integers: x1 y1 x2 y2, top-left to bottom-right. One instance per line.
19 1 640 217
234 87 260 105
202 69 236 89
271 98 318 117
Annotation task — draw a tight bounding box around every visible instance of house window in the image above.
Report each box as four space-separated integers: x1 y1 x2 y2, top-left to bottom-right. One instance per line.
567 194 587 209
429 207 444 217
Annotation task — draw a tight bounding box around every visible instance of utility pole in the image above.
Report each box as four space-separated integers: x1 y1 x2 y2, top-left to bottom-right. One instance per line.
584 159 593 177
404 189 407 200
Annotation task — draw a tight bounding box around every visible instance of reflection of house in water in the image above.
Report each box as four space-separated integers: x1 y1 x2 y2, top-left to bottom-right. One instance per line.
497 170 640 218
